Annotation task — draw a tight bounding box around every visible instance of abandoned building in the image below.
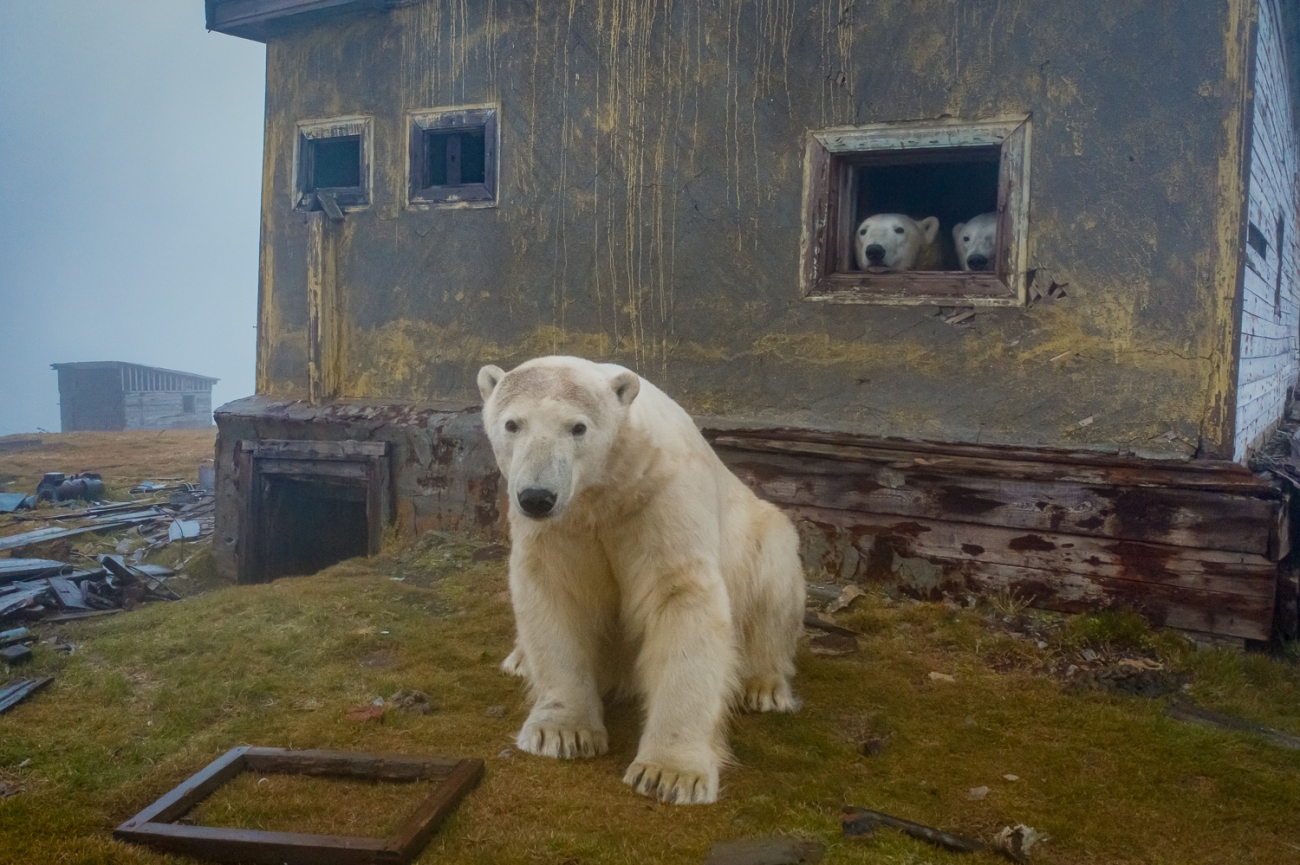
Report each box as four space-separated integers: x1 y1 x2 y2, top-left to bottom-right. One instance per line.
52 362 217 432
207 0 1300 646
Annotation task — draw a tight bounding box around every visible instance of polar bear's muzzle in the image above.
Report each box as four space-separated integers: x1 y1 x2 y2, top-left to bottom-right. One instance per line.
517 487 558 518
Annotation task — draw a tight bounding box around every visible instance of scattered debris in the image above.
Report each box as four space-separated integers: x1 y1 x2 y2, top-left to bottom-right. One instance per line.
968 785 989 801
0 508 168 553
484 704 507 719
944 309 976 326
0 676 53 713
1 644 33 664
167 520 201 542
826 584 866 614
809 633 858 655
35 472 104 503
0 627 31 646
0 493 33 513
802 612 860 638
1165 701 1300 750
705 837 824 865
990 824 1048 862
344 704 386 723
841 807 984 854
1069 659 1180 698
1003 774 1020 782
842 809 876 841
928 671 957 683
389 689 436 715
859 736 887 757
804 583 842 605
471 543 509 562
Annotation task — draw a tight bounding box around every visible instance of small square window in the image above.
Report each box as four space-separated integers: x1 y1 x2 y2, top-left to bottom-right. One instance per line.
408 105 499 208
293 116 372 212
800 116 1032 305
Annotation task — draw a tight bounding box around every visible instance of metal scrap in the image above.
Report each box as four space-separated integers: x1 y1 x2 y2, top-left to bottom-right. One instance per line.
0 509 167 552
0 677 53 713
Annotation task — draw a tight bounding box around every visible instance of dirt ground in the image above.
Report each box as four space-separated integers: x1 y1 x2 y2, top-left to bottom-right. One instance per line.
1 431 1299 864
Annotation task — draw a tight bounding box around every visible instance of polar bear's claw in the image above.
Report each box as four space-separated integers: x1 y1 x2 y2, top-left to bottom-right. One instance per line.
517 723 607 759
741 678 800 713
623 761 718 804
500 647 527 677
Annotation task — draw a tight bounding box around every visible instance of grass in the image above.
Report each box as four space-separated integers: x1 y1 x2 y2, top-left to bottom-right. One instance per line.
2 433 1300 864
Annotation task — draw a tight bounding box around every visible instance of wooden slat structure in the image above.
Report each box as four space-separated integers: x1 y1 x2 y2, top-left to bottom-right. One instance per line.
708 429 1288 644
115 746 483 865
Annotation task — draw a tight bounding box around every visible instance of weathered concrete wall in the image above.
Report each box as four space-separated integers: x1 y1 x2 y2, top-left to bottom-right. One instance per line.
255 0 1254 459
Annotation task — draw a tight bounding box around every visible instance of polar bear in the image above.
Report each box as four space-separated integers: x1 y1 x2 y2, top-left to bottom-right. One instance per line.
854 213 942 271
953 212 998 271
478 356 805 805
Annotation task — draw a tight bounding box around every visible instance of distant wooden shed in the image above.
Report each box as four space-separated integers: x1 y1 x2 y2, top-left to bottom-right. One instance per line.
52 362 217 432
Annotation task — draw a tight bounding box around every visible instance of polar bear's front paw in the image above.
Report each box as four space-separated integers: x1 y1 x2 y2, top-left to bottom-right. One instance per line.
623 761 718 804
741 677 800 713
500 646 527 678
516 722 608 759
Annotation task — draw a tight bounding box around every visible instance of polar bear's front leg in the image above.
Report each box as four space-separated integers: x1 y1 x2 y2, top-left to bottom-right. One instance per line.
623 571 736 805
511 571 609 760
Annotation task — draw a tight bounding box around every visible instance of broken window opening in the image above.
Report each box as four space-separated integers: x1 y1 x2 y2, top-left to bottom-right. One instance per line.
800 117 1031 305
182 395 195 414
294 116 372 211
408 105 498 208
261 476 369 579
1248 221 1269 260
308 136 362 190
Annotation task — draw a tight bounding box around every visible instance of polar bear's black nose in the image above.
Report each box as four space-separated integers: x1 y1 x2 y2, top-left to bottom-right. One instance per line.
518 487 557 517
967 254 989 270
864 244 886 263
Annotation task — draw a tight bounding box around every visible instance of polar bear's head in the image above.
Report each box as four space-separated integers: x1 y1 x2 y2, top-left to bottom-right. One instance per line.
953 212 998 271
854 213 940 271
478 356 640 521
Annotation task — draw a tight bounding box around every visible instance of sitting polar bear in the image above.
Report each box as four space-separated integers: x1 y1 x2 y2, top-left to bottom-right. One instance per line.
953 212 998 271
854 213 941 271
478 356 805 805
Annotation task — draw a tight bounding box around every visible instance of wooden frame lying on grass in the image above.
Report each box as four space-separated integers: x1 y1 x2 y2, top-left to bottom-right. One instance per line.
114 746 484 865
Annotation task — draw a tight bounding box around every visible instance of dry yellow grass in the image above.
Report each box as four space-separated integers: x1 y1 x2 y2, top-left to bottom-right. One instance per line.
2 433 1299 864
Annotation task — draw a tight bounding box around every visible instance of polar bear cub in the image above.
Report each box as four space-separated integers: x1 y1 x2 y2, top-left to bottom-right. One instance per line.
953 212 998 271
855 213 941 271
478 356 805 805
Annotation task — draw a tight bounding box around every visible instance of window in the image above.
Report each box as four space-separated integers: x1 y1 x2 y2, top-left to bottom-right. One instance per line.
183 395 195 414
800 116 1032 305
293 116 372 211
407 105 499 208
1275 210 1285 318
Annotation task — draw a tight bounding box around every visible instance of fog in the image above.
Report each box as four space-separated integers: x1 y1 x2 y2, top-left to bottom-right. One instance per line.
0 1 266 435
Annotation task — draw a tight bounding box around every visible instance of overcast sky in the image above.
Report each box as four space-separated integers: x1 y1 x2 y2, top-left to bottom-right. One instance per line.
0 1 266 435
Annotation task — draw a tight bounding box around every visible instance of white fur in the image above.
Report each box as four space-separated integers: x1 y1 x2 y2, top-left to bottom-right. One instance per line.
478 356 805 805
854 213 941 271
953 212 998 271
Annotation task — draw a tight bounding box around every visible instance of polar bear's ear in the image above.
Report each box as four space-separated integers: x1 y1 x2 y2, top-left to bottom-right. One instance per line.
477 365 505 403
918 216 940 245
611 370 640 406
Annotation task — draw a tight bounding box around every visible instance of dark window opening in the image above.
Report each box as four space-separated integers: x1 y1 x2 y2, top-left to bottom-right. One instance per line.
850 149 1000 271
408 107 497 206
182 394 195 414
425 128 487 187
261 477 369 579
308 136 362 190
1248 221 1269 259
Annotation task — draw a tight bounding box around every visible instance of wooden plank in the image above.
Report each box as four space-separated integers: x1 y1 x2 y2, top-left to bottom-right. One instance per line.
708 432 1274 492
116 747 250 829
116 822 393 865
383 759 484 860
243 748 462 782
719 448 1280 555
789 505 1274 640
253 440 388 460
799 135 833 297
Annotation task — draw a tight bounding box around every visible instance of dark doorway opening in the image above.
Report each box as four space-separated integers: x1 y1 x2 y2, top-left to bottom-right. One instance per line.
261 476 369 578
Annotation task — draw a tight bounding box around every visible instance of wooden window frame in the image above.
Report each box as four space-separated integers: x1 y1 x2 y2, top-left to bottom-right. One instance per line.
293 115 373 212
407 105 499 209
799 115 1032 306
114 745 483 865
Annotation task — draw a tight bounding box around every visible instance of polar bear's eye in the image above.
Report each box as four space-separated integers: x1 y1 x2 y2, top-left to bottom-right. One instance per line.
893 227 905 234
859 228 866 236
963 236 970 242
572 423 587 436
505 420 518 433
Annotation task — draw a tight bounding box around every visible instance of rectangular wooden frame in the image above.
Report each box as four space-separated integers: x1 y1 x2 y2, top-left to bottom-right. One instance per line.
799 115 1032 306
292 115 373 211
115 746 484 865
407 104 500 209
236 439 390 584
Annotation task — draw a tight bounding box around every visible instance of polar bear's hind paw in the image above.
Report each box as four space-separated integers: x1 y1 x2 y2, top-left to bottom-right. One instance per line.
517 723 608 759
623 761 718 804
741 678 800 713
